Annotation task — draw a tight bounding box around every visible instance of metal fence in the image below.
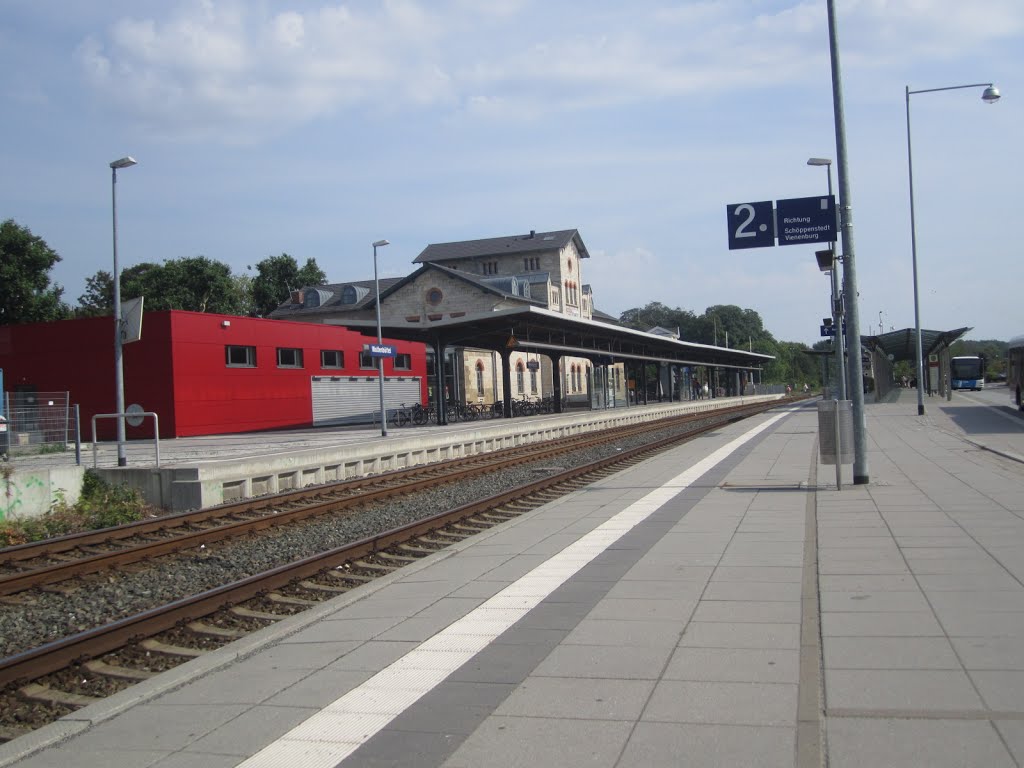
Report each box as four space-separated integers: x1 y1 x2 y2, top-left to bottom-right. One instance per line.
1 391 75 457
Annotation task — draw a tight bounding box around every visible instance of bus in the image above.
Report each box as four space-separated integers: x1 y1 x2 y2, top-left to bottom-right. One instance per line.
1009 335 1024 411
950 356 985 391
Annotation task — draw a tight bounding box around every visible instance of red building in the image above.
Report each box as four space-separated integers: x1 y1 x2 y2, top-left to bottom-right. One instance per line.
0 311 428 439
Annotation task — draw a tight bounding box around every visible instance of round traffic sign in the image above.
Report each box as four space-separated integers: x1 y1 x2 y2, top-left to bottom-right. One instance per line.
125 404 145 428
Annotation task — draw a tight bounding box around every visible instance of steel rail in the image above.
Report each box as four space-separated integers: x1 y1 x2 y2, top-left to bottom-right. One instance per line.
0 407 761 596
0 401 776 689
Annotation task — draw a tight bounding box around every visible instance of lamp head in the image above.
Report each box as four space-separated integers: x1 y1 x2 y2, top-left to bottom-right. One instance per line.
815 249 834 273
981 85 1000 103
372 239 390 248
110 156 137 170
807 157 832 167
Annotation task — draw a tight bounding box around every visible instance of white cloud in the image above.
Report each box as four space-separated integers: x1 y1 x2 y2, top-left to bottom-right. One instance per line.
73 0 1023 143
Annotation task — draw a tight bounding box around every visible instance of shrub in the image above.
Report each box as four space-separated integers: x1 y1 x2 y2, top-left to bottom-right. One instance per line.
0 470 147 548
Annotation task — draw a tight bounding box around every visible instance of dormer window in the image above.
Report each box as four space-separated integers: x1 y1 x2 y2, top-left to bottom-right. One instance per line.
303 288 333 308
340 284 369 305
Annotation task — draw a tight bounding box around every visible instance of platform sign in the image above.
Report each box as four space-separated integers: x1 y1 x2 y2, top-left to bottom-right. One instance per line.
820 322 847 337
364 343 396 358
726 201 775 250
776 195 836 246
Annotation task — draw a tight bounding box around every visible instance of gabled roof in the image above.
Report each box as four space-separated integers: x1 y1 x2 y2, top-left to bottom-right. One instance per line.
590 307 620 324
414 229 590 264
377 262 546 307
267 278 403 319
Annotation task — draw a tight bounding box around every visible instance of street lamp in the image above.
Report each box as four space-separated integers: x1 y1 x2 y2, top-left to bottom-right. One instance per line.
906 82 1000 416
372 239 390 438
808 157 847 401
110 156 137 466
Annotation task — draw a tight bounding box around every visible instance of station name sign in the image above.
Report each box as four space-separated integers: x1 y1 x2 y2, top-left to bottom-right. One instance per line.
726 195 836 250
364 343 396 357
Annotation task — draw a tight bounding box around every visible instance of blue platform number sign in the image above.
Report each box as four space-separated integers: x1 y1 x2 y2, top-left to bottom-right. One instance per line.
776 195 836 246
726 201 775 250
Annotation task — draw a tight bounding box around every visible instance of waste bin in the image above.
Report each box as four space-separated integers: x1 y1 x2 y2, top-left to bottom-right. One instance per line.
817 400 853 465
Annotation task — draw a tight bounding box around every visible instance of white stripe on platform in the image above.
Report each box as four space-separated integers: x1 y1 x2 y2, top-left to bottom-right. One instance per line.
237 410 789 768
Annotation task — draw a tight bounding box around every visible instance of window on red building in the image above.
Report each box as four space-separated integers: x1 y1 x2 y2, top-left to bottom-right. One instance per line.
277 348 304 368
321 350 344 369
226 345 256 367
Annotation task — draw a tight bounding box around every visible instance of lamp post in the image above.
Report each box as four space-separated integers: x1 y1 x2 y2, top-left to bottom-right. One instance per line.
372 239 390 438
808 157 847 401
825 0 870 482
110 156 137 467
906 82 1000 416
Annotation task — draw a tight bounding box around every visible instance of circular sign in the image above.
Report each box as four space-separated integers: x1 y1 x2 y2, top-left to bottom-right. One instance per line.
125 404 145 428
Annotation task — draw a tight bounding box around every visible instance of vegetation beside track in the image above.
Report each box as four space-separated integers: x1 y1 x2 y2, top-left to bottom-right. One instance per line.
0 471 149 547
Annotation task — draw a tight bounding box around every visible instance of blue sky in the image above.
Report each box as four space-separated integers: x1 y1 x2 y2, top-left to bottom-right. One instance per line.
2 0 1021 346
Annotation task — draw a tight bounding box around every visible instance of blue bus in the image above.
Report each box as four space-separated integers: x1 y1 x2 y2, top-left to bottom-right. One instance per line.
950 356 985 391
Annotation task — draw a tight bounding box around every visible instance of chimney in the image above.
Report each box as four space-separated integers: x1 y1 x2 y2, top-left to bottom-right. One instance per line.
529 230 535 238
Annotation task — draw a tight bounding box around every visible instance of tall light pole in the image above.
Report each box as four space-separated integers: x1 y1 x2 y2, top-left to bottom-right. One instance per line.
825 0 869 483
372 239 390 438
906 82 1000 416
808 157 847 401
110 156 137 467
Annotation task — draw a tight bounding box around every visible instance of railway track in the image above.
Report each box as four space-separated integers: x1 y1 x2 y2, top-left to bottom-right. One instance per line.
0 404 760 597
0 399 792 744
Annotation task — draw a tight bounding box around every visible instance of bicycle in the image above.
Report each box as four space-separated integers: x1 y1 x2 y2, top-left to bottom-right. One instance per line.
390 404 413 428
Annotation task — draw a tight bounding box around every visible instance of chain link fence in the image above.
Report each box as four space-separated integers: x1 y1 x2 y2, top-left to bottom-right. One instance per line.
2 391 75 457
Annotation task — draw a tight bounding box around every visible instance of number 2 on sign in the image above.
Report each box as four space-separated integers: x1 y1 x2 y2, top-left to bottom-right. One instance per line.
732 203 766 239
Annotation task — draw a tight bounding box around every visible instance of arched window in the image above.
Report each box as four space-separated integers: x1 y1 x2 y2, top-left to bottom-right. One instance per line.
530 368 538 394
516 361 525 394
475 360 485 396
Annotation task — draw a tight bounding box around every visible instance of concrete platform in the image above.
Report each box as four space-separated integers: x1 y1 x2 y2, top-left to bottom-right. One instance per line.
2 390 1023 767
4 395 778 515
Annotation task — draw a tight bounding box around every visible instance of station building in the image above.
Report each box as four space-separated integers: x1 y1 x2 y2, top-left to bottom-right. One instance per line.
0 311 427 440
272 229 672 411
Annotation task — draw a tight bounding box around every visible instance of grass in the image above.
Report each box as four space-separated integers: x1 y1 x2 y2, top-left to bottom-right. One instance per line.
0 470 149 548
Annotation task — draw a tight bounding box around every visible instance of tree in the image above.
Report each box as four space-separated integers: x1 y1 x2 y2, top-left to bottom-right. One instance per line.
76 270 114 317
120 257 243 314
251 253 327 317
0 219 69 324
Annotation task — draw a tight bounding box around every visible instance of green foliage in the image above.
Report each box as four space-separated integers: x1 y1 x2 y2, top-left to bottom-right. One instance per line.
0 219 71 325
75 270 114 318
251 253 327 317
0 470 147 548
120 256 243 314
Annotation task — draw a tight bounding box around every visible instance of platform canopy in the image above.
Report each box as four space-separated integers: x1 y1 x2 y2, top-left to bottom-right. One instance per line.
864 327 971 362
334 304 773 372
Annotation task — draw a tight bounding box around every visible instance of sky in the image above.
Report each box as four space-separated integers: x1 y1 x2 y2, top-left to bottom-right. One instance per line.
2 0 1021 347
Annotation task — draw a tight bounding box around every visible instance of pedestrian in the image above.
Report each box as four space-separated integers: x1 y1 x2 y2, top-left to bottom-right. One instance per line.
702 382 709 399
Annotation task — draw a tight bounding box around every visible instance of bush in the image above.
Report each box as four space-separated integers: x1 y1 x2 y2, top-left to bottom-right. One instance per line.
0 470 147 548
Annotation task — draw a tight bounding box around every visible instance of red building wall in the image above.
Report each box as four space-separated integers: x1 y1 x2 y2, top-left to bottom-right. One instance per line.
0 311 427 439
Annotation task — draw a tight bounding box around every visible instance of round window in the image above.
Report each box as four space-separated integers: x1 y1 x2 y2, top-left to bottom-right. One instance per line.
427 287 443 305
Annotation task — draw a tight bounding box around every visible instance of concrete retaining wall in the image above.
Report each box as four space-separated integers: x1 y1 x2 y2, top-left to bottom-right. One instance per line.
99 396 780 513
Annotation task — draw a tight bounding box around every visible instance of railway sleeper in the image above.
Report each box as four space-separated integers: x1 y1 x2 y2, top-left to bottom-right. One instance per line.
229 606 288 622
18 683 100 708
139 638 206 658
299 579 354 594
325 569 374 584
350 560 395 574
449 522 489 534
83 659 156 682
187 621 246 639
397 543 441 556
372 551 420 565
267 592 319 607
